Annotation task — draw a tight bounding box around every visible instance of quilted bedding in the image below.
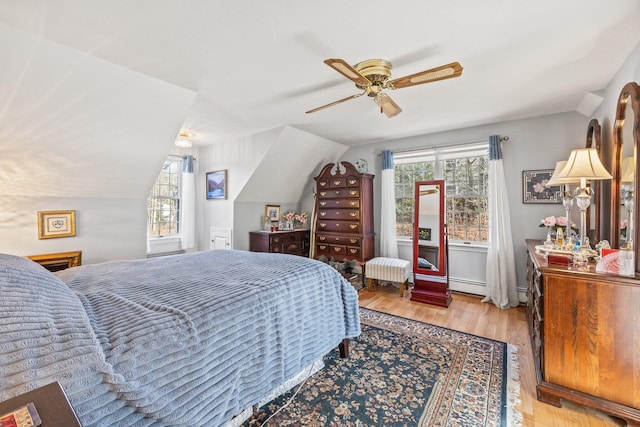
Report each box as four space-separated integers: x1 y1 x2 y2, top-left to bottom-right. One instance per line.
0 250 360 426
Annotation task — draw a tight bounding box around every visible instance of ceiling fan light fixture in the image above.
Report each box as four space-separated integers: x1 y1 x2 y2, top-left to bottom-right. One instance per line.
374 93 402 118
175 131 194 148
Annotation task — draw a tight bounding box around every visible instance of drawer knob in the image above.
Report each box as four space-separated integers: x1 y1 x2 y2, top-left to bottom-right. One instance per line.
350 202 357 206
348 179 357 185
319 223 326 228
349 191 357 196
349 212 357 217
349 225 357 229
319 236 326 241
320 212 326 216
334 247 342 252
349 249 357 254
320 191 326 196
319 245 327 250
334 180 341 185
320 201 326 206
350 239 357 244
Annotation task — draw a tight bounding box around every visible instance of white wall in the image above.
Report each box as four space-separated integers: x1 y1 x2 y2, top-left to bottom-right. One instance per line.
196 126 348 252
0 23 196 261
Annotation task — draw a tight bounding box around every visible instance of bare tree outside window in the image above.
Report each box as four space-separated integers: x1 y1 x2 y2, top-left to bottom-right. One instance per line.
147 158 182 237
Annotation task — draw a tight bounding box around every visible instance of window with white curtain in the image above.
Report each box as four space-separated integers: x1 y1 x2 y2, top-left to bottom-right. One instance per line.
147 158 182 238
394 143 489 243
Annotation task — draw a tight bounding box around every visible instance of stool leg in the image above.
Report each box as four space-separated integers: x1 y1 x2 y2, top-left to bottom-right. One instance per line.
367 277 374 290
399 281 404 297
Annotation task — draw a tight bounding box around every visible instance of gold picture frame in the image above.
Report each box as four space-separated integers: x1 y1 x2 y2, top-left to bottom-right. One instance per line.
265 204 281 222
37 210 76 239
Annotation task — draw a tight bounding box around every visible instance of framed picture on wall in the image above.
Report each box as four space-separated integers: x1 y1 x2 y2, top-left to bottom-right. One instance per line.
37 210 76 239
206 170 227 200
522 169 561 204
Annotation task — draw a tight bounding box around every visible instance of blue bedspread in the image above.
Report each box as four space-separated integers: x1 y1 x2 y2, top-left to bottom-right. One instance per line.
0 250 360 426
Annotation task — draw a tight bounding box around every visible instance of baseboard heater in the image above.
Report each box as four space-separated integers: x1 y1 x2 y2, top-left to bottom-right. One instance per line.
146 249 185 258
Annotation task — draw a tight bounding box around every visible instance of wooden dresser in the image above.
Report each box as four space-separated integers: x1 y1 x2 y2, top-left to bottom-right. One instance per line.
249 230 310 257
26 250 82 272
525 239 640 425
313 162 374 272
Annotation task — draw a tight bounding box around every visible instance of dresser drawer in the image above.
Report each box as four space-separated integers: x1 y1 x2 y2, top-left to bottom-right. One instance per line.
318 198 360 209
317 188 360 198
317 220 360 233
317 209 360 221
316 234 361 246
270 233 297 245
316 243 361 258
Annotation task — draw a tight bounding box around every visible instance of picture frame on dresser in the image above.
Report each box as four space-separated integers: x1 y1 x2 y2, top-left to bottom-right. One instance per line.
265 204 281 222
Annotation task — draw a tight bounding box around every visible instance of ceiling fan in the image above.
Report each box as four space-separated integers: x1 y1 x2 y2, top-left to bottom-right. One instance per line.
306 58 463 118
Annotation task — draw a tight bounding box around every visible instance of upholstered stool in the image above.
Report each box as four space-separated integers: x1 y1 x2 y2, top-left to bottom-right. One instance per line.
365 257 411 297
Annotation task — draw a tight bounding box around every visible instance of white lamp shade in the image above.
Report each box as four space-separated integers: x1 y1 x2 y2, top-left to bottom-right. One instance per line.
557 148 612 181
621 157 635 183
546 160 580 186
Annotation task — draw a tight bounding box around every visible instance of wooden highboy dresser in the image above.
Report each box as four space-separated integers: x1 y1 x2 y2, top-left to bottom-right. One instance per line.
313 161 374 273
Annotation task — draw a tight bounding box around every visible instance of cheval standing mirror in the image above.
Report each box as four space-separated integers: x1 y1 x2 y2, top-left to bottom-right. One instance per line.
411 180 451 307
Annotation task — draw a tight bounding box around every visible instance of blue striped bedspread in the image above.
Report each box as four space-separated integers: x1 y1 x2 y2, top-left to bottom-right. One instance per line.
0 250 360 426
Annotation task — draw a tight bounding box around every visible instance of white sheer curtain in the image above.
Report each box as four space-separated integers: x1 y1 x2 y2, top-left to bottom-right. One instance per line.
181 155 195 250
483 135 519 308
380 150 399 258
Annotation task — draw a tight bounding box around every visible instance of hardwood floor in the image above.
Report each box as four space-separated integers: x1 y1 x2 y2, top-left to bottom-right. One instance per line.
357 285 627 427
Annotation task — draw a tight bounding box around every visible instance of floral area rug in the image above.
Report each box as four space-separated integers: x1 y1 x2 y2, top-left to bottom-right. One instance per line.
242 308 521 427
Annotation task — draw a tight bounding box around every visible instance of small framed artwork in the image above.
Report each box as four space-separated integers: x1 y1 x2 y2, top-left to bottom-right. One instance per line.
418 227 432 241
265 204 281 222
522 169 561 204
206 170 227 200
37 210 76 239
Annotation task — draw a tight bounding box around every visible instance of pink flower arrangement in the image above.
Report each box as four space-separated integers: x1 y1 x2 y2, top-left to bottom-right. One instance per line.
284 211 309 225
539 215 575 230
294 213 308 224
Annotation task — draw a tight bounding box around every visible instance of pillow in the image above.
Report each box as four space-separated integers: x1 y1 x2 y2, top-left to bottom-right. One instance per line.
0 253 103 402
417 257 438 271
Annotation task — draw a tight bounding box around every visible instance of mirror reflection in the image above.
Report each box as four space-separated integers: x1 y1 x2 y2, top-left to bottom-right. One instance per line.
610 81 640 273
416 183 441 271
620 99 636 249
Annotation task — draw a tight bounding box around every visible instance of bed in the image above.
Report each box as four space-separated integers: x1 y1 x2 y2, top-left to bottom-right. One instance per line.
0 249 360 426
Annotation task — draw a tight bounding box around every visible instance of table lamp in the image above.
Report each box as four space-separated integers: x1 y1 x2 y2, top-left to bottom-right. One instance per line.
546 160 581 245
556 148 612 246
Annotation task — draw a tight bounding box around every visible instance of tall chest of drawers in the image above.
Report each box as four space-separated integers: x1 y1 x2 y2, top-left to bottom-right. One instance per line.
313 162 374 271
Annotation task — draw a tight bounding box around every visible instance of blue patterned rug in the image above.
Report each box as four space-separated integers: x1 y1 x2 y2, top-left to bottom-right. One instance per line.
242 308 521 426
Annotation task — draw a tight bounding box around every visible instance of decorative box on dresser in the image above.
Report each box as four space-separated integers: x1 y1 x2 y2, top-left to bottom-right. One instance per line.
313 162 374 273
249 230 310 257
525 239 640 426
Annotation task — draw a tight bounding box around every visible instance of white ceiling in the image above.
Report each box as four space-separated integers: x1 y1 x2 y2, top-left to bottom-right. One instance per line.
1 0 639 147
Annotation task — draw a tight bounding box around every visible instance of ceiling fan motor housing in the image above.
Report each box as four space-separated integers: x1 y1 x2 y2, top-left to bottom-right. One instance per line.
354 59 392 94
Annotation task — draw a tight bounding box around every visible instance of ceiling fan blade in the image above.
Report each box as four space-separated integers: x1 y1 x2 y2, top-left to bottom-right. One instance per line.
387 61 463 89
305 92 365 114
324 58 371 87
374 93 402 118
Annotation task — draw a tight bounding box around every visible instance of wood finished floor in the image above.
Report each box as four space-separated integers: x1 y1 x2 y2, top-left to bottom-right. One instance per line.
357 285 627 427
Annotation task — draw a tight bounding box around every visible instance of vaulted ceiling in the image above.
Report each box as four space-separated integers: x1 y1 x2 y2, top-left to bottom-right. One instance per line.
1 0 639 150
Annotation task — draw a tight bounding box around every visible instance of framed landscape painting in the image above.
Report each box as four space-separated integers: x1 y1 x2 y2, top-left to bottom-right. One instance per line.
206 170 227 200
